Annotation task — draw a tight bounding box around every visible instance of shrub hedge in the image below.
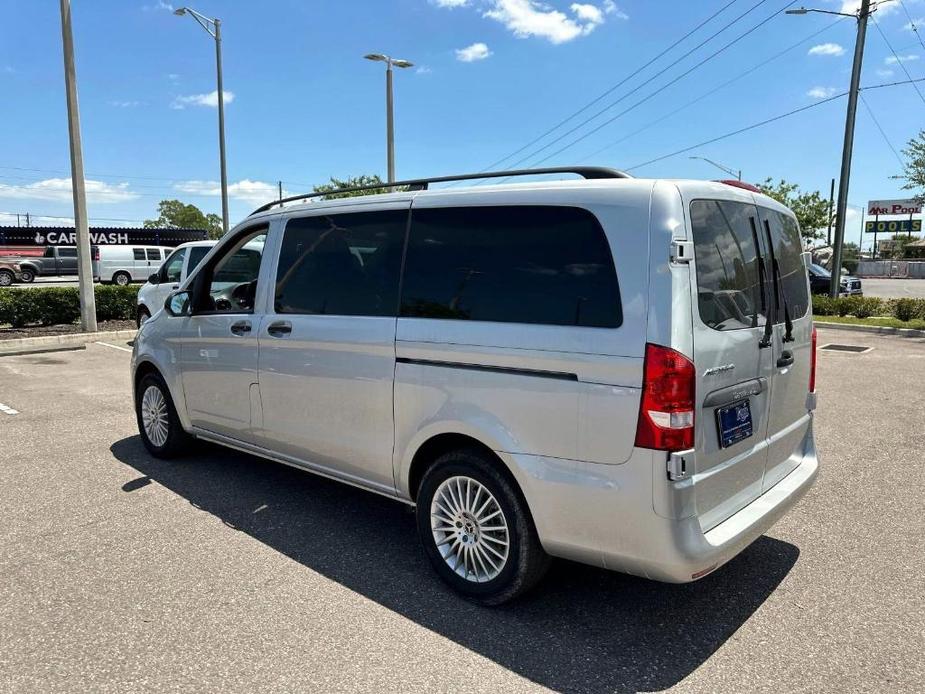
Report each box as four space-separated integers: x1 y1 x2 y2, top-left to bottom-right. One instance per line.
811 294 925 322
0 285 139 328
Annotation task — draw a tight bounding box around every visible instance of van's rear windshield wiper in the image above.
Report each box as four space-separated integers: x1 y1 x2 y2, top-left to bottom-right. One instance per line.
763 219 794 343
749 217 772 348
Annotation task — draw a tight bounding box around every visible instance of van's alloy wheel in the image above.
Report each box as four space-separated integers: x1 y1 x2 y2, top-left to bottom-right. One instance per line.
141 385 169 447
114 272 130 286
431 476 510 583
416 449 550 605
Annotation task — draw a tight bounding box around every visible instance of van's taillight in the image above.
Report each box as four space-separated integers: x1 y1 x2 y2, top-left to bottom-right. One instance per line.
809 326 818 393
635 343 696 452
92 247 100 261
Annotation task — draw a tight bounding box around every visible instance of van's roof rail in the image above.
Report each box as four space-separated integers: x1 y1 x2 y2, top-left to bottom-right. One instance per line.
249 166 631 216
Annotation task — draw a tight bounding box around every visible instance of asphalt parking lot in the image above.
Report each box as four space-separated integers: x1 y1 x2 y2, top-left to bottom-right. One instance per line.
1 329 923 693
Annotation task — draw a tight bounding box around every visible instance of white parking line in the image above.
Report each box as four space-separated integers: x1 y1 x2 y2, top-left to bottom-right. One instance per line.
0 402 19 416
95 341 133 353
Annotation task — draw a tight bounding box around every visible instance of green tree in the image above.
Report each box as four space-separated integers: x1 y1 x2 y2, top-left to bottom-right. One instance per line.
897 130 925 201
757 178 831 240
312 174 408 200
144 199 223 240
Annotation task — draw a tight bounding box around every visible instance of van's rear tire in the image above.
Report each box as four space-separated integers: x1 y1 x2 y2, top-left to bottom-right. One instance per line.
416 449 550 605
113 271 131 286
137 306 151 328
135 372 191 458
19 268 35 283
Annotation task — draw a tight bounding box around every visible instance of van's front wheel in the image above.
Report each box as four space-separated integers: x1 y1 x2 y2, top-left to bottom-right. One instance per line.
113 271 131 286
416 449 549 605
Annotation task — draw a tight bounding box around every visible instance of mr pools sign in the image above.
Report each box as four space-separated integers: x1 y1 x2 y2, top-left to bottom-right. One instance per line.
866 198 923 216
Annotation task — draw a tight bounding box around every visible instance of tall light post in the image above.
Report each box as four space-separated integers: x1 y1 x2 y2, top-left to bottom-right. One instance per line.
175 7 229 234
59 0 96 332
689 155 742 181
787 1 874 298
364 53 413 183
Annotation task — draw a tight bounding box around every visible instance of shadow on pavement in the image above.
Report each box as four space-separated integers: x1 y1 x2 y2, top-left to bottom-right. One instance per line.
111 435 798 694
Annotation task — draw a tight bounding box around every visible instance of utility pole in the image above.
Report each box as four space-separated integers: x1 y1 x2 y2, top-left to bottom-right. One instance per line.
278 180 283 202
59 0 96 331
827 178 835 246
830 0 870 297
25 213 30 228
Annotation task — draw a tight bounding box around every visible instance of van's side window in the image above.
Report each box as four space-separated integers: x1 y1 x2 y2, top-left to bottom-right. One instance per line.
195 229 266 313
400 205 621 328
146 249 161 261
761 209 809 322
133 248 146 261
187 246 210 276
162 248 186 283
274 210 406 316
690 200 767 331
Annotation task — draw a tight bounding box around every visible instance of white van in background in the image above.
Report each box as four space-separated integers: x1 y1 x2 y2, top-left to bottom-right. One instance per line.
93 245 174 286
136 241 216 325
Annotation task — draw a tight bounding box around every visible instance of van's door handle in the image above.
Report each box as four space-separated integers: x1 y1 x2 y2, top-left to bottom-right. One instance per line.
230 320 252 336
776 350 794 368
267 321 292 338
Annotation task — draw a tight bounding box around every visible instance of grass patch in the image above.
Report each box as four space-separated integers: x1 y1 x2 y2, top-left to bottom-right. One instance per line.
815 315 925 331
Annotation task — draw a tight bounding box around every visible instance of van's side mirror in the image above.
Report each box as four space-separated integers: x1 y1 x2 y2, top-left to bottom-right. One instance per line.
165 290 192 317
148 273 160 285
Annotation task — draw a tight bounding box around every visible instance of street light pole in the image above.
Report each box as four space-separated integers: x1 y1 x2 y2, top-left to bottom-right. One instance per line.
688 155 742 181
175 7 229 234
59 0 96 332
364 54 413 183
787 1 872 297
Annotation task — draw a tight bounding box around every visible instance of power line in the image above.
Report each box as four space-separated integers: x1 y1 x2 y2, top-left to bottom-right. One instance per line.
859 92 905 167
0 211 148 224
898 0 925 52
519 0 799 170
480 0 746 172
624 76 925 173
872 14 925 106
577 16 846 163
499 0 783 172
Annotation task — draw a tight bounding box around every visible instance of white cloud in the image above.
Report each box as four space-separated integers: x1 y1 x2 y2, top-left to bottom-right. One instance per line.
885 53 920 65
840 1 898 16
808 42 845 56
807 86 838 99
602 0 628 20
483 0 618 44
0 212 75 226
167 73 180 83
174 179 285 204
143 1 174 11
0 178 138 204
430 0 469 6
170 90 234 110
415 65 433 75
876 67 895 77
456 42 492 62
108 100 142 108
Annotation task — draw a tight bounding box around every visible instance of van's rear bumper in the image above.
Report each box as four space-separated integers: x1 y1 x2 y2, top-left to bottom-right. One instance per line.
500 419 819 583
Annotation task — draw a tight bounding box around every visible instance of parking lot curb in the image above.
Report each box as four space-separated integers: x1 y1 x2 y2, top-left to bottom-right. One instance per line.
815 321 925 338
0 329 137 357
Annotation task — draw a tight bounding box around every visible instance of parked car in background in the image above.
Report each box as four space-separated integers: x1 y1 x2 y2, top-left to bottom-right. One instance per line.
93 245 174 286
0 258 23 286
131 169 819 604
136 241 216 326
807 263 863 296
16 246 98 283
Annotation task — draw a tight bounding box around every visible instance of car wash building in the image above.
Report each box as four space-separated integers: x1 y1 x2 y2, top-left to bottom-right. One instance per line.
0 226 209 257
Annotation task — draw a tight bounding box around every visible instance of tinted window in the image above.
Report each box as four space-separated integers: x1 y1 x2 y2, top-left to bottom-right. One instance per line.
690 200 768 331
400 206 621 328
162 248 186 283
146 249 161 261
275 210 406 316
58 247 77 258
133 249 146 261
187 246 210 275
761 209 809 322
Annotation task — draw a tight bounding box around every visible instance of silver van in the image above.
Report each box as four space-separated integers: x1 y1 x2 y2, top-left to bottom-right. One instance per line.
94 245 174 286
131 168 819 604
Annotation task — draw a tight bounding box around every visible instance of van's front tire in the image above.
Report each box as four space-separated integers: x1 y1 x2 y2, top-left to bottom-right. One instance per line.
416 449 550 605
135 372 190 458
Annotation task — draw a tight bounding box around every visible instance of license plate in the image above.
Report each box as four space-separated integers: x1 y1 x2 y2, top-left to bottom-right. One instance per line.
716 400 753 449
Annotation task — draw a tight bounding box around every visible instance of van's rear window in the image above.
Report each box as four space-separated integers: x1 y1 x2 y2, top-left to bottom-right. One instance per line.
690 200 768 332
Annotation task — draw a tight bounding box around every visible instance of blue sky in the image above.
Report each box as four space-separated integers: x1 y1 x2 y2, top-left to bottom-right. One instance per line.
1 0 923 249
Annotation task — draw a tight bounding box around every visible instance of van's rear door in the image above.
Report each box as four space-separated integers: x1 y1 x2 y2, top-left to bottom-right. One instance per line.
756 206 813 490
688 199 774 531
